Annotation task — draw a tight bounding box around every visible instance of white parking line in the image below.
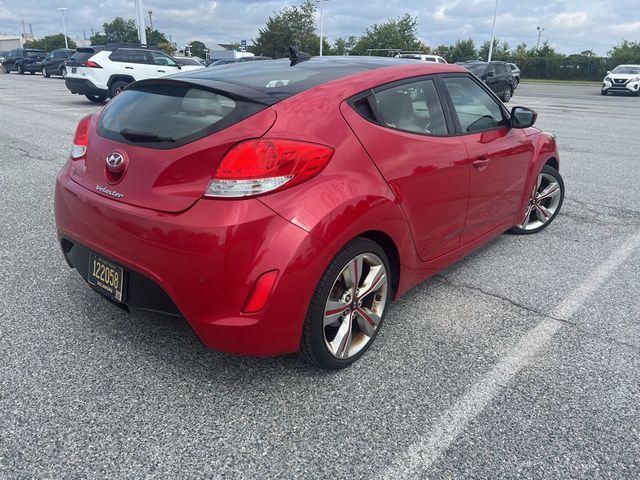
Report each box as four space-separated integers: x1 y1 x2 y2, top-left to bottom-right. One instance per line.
377 231 640 480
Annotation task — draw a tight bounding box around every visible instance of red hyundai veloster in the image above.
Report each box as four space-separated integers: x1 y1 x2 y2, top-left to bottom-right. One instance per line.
55 56 563 368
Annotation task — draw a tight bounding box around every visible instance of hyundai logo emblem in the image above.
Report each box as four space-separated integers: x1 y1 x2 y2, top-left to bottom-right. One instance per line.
106 152 126 173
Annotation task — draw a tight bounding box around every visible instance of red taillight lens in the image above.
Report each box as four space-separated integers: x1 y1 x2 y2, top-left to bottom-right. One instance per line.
70 115 91 160
243 270 279 313
81 60 102 68
205 139 334 198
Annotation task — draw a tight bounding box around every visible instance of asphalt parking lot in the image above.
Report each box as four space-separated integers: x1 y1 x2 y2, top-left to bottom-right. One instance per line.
1 72 639 479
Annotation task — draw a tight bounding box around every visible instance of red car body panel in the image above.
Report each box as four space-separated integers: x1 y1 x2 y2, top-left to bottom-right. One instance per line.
54 61 560 356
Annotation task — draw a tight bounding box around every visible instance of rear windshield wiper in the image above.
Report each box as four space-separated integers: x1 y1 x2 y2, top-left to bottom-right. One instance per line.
119 129 175 143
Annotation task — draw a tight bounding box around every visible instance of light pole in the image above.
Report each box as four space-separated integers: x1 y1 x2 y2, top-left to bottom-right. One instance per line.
487 0 499 62
536 26 545 50
57 7 68 49
317 0 329 56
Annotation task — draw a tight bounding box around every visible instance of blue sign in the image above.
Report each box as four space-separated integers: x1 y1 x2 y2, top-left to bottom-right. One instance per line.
240 39 247 51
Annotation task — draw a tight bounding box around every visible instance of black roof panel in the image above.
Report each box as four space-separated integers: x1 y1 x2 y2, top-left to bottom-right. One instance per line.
173 56 418 101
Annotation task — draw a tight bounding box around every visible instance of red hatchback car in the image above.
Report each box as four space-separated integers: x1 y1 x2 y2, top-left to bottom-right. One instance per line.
55 56 563 368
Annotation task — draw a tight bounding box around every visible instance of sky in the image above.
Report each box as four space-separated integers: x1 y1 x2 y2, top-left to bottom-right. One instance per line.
0 0 639 56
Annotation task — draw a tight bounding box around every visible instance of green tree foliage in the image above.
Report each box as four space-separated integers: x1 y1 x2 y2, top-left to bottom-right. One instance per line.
478 39 510 61
332 36 358 55
350 14 426 56
25 34 76 51
188 40 207 58
446 39 478 62
249 0 322 58
89 17 170 48
609 40 640 65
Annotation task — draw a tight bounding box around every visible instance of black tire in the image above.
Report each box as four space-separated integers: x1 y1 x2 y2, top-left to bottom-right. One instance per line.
85 94 107 103
509 165 564 235
43 67 50 78
299 237 393 369
17 64 24 74
109 80 129 99
501 85 513 102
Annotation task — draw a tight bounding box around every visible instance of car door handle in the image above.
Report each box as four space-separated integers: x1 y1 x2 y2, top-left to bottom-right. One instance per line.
125 66 134 69
472 157 490 171
157 69 165 73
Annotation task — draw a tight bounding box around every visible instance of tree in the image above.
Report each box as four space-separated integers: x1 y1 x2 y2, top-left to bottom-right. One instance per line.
447 39 477 62
478 39 510 61
609 40 640 65
332 36 358 55
188 40 207 58
350 14 426 56
250 0 321 58
89 17 171 49
25 34 76 51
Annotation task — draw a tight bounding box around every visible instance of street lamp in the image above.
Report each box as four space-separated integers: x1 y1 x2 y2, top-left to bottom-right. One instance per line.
57 7 68 50
487 0 499 62
317 0 329 56
536 26 545 50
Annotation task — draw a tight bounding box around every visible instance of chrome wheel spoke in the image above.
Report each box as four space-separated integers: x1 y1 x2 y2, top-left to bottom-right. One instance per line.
343 255 363 290
537 182 560 201
356 308 380 337
332 317 353 359
535 204 553 222
358 265 386 300
518 204 534 228
324 300 347 327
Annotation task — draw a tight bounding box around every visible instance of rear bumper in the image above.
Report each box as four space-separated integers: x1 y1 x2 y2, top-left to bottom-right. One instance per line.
54 162 328 356
65 77 108 97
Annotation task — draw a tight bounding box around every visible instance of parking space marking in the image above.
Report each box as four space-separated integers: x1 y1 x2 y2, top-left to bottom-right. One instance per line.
377 231 640 480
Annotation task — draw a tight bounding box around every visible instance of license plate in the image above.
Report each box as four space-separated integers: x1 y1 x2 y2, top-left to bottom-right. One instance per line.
72 67 77 73
88 253 125 303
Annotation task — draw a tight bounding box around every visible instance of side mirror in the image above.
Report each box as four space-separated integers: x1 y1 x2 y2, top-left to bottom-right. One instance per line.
510 106 537 128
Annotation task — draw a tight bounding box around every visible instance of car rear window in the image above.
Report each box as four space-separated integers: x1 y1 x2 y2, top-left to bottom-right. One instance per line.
72 50 97 62
97 81 266 149
25 50 44 59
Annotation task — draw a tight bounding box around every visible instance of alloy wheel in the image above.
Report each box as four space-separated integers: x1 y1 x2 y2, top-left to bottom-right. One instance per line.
323 253 388 359
517 171 562 231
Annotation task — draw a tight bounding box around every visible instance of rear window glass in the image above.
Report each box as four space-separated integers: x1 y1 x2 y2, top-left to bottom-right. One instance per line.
25 51 44 58
98 82 265 149
72 50 96 62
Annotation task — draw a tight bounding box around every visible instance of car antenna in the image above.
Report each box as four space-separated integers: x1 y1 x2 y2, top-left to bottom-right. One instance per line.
289 46 311 66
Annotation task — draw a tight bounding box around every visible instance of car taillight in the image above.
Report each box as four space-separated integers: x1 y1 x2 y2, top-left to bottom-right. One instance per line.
70 115 91 160
205 139 334 198
80 60 102 68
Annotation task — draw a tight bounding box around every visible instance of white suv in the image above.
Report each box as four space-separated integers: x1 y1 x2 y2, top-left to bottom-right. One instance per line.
65 44 204 103
601 65 640 96
395 54 448 64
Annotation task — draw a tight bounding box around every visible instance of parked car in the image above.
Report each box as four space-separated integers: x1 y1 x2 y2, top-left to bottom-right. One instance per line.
55 57 563 369
1 48 46 74
42 48 75 78
0 51 8 62
395 53 448 64
508 63 521 88
459 61 515 102
208 56 272 67
601 65 640 96
64 43 204 103
174 56 205 67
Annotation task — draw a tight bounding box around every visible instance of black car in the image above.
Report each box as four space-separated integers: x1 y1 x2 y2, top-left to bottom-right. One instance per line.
1 48 46 74
459 61 515 102
42 48 75 78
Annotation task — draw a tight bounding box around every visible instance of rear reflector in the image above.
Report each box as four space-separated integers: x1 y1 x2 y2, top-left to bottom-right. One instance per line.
205 139 334 198
71 115 91 160
243 270 279 313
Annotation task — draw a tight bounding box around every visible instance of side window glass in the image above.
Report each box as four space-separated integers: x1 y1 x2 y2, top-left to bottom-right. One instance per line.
373 79 448 136
443 76 507 133
124 50 150 64
151 51 178 67
486 65 496 76
109 50 124 62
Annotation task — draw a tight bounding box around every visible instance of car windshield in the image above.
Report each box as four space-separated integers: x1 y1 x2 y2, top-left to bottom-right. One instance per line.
612 66 640 75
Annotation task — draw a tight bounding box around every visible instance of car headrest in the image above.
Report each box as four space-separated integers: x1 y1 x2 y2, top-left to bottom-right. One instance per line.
378 91 415 128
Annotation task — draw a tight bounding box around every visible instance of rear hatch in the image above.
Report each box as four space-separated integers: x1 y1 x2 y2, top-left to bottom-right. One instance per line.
71 79 276 212
66 47 103 68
